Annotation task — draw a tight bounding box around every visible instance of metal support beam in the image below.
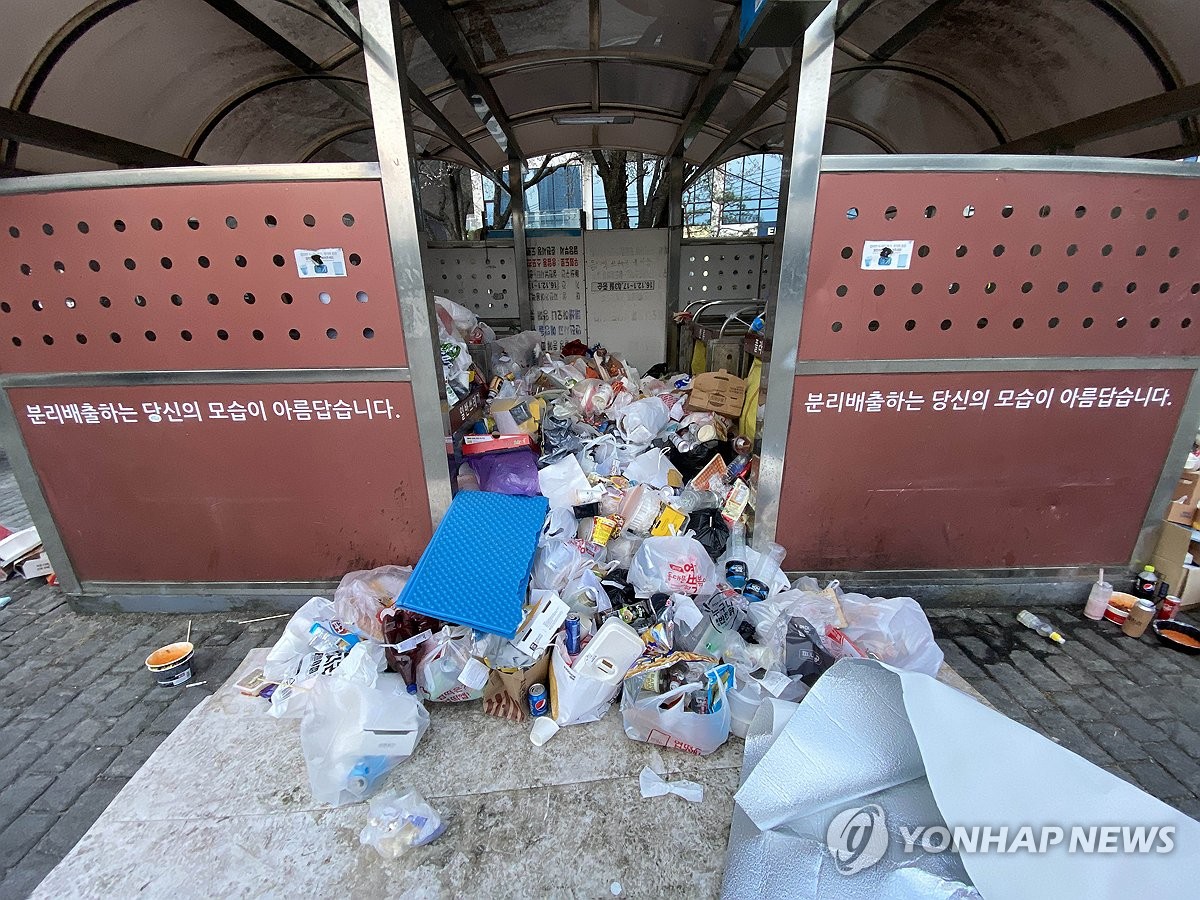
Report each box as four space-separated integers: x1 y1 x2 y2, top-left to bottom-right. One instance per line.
359 0 454 525
400 0 523 158
311 0 505 186
988 82 1200 154
200 0 372 117
664 155 685 369
754 1 837 549
683 70 791 191
667 9 752 158
0 106 194 168
830 0 964 100
508 156 533 332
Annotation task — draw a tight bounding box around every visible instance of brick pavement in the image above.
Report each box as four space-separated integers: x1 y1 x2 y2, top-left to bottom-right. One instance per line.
0 577 285 897
928 604 1200 822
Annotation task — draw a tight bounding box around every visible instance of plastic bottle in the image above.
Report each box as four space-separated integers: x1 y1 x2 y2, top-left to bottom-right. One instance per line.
723 523 749 590
1082 568 1112 621
347 756 391 796
1016 609 1066 645
1132 565 1159 602
742 543 786 603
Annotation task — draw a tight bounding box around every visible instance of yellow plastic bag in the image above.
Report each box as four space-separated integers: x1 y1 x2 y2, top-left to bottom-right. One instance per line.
739 357 761 440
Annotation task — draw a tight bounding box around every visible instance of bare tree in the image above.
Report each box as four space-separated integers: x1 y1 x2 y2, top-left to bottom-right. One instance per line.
489 154 579 230
417 160 472 240
590 150 688 229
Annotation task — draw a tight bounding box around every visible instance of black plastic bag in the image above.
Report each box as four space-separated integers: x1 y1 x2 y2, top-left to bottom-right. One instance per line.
689 507 730 561
785 617 834 686
668 439 732 483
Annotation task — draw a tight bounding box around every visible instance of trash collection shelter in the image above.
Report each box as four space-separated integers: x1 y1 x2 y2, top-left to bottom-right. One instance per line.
0 0 1198 607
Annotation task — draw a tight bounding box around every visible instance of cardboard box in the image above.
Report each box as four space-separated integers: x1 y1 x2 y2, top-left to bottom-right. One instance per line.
1178 564 1200 609
1166 470 1200 525
19 553 53 580
687 369 747 417
1150 521 1193 596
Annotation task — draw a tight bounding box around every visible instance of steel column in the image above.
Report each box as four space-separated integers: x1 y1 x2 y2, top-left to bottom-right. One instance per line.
754 1 837 549
664 155 685 369
359 0 454 525
508 155 533 332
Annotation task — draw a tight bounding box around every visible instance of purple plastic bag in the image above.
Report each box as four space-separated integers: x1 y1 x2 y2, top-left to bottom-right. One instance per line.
469 449 541 496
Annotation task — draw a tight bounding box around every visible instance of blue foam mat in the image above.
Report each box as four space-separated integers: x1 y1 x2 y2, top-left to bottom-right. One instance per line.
397 491 548 638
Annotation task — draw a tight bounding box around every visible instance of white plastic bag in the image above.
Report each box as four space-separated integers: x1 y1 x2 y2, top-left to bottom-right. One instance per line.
263 596 337 682
617 397 670 444
531 539 595 592
541 507 578 544
838 594 945 676
416 626 488 702
537 454 594 509
333 566 412 642
299 673 430 807
359 788 446 859
623 448 680 489
621 676 731 756
629 536 716 596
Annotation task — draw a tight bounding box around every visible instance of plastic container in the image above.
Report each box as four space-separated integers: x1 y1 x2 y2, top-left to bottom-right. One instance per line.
145 641 195 687
727 683 764 738
575 618 644 684
1083 570 1112 621
617 484 661 535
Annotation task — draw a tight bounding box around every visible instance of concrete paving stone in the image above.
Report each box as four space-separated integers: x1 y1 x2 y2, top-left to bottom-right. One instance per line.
1159 720 1200 759
983 663 1051 711
936 642 991 681
1041 653 1098 688
1073 627 1136 664
951 635 997 665
1142 741 1200 789
0 775 53 832
103 735 165 780
1027 710 1114 766
30 747 120 815
32 700 90 743
0 810 57 871
1112 713 1169 744
1081 720 1152 761
25 741 89 778
1007 650 1070 692
37 777 127 858
1 848 59 899
145 695 203 735
1171 794 1200 821
14 688 77 723
92 699 169 748
1046 690 1104 723
0 741 51 790
1120 758 1191 802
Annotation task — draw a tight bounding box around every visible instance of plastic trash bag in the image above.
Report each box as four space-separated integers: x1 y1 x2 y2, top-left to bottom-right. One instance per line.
623 448 680 489
541 507 579 544
299 672 430 807
531 539 595 593
617 397 670 444
621 672 731 756
416 626 488 702
360 788 446 859
470 449 541 496
837 594 945 677
537 454 593 509
629 536 716 596
688 508 730 561
333 566 412 642
264 596 337 682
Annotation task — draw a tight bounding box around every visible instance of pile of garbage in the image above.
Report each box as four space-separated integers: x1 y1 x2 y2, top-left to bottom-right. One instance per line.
251 297 944 853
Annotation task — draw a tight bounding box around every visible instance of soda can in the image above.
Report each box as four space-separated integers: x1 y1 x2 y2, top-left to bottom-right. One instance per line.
527 683 549 717
564 614 581 655
1157 595 1181 621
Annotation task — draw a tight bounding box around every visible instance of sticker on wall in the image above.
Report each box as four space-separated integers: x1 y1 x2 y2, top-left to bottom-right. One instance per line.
861 240 914 270
294 248 347 278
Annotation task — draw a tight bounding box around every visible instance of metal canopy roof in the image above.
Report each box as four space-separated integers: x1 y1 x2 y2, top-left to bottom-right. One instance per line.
1 1 1197 176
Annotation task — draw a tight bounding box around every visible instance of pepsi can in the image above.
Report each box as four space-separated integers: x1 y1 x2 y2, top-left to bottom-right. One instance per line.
527 683 549 717
565 614 581 655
